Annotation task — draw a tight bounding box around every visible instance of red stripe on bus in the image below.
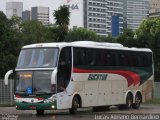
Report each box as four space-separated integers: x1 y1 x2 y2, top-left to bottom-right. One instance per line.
73 67 140 87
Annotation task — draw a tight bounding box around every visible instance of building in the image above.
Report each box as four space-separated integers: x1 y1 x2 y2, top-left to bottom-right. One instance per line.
22 10 31 21
149 0 160 13
63 0 123 36
6 2 23 19
111 16 120 37
31 7 49 25
62 0 149 36
149 0 160 17
22 7 50 24
123 0 149 31
85 0 123 36
62 0 84 28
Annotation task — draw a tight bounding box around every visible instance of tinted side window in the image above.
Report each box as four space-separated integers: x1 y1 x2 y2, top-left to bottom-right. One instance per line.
86 48 117 66
73 48 152 67
73 47 86 66
103 50 116 66
118 51 131 66
130 52 139 67
74 47 117 67
86 48 96 66
138 52 152 67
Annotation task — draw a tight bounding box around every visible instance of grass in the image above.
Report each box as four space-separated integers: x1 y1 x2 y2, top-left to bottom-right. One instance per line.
143 98 160 104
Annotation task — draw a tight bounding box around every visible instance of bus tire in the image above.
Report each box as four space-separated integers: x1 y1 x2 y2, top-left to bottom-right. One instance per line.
132 93 141 109
69 96 79 114
125 93 133 109
36 110 44 115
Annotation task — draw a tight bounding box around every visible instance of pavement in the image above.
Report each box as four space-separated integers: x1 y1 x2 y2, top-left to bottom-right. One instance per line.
0 104 160 120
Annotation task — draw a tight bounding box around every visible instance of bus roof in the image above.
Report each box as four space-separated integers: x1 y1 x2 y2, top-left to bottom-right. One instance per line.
22 41 152 52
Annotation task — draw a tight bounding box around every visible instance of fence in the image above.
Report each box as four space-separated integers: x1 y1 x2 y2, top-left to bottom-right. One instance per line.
0 79 14 105
0 80 160 105
154 82 160 98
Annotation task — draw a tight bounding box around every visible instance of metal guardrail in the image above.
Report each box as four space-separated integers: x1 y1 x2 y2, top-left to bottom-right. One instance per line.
0 79 14 105
154 82 160 98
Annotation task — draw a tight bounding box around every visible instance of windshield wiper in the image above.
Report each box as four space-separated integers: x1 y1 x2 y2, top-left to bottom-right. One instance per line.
34 90 53 94
35 91 50 94
15 90 27 94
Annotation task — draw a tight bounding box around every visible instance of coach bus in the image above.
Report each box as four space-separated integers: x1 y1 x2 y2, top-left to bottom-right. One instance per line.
4 41 153 115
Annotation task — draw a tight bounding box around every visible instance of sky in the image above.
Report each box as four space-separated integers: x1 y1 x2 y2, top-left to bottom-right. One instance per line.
0 0 62 23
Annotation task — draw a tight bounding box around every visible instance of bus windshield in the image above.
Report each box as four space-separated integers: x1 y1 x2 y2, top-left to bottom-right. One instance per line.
17 48 59 68
15 71 56 94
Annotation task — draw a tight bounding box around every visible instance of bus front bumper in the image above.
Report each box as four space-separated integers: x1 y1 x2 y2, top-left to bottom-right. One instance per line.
15 101 57 110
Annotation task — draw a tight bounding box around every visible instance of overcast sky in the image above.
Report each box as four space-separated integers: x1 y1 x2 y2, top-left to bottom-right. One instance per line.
0 0 63 23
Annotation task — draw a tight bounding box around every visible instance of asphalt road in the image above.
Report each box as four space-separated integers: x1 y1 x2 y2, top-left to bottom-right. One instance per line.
0 104 160 120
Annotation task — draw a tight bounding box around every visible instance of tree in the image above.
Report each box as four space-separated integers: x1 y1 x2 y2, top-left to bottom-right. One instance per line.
116 27 138 47
0 11 19 78
136 18 160 82
98 34 115 43
20 20 55 45
136 17 160 49
10 16 23 32
53 5 70 42
65 27 98 41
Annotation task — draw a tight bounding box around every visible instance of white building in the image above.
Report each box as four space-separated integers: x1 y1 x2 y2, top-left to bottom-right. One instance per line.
123 0 149 31
61 0 84 28
31 7 49 25
62 0 123 36
6 2 23 19
86 0 123 36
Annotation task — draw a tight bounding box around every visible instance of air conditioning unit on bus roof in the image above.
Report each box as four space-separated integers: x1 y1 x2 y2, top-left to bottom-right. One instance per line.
72 41 124 48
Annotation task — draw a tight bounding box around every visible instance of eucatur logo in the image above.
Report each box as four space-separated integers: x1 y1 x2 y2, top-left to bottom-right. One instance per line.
88 74 108 81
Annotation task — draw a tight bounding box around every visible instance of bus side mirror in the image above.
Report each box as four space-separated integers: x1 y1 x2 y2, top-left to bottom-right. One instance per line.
51 68 57 84
4 70 13 85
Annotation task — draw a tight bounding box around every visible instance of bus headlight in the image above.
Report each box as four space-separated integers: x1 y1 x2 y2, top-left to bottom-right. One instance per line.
51 105 55 109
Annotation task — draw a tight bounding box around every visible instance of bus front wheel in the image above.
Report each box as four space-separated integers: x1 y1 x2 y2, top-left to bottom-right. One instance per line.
36 110 44 115
69 96 79 114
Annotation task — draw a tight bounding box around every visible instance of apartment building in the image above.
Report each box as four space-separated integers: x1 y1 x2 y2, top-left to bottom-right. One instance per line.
31 7 49 25
84 0 123 36
123 0 149 31
6 2 23 19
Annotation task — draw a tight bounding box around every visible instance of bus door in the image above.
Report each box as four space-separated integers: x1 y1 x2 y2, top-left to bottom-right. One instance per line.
56 47 72 109
57 47 72 93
